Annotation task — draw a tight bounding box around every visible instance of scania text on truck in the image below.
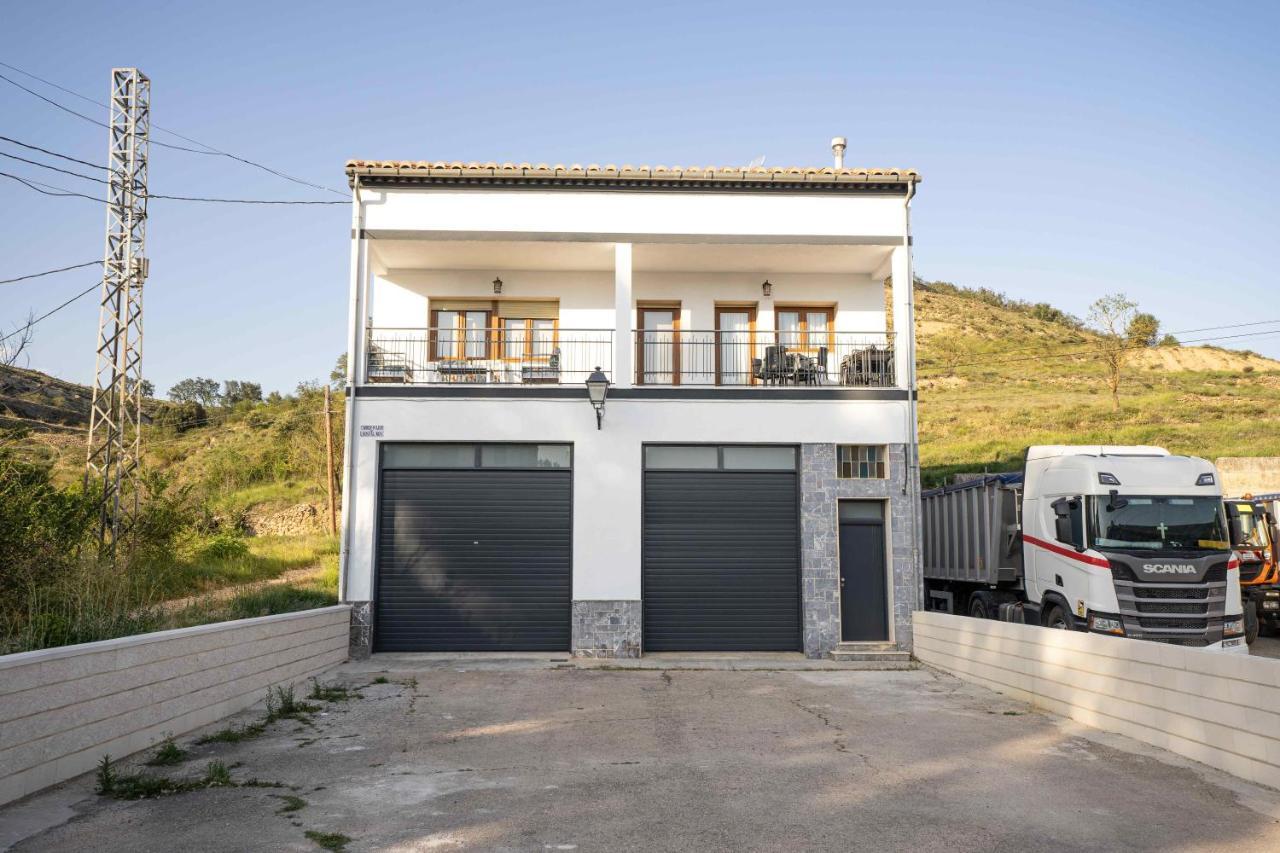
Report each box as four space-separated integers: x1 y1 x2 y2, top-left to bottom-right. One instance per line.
922 446 1247 653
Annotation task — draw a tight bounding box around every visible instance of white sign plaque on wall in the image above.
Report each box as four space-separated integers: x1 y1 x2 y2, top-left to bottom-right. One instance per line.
359 424 384 438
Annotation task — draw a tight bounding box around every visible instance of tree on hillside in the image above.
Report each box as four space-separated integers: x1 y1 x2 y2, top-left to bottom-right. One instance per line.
222 380 263 406
1158 333 1179 347
1127 312 1160 348
329 354 347 390
1088 294 1148 411
127 377 155 398
168 377 220 408
1 311 35 367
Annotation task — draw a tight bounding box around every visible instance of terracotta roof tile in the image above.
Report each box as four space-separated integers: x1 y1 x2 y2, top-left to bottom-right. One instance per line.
344 160 920 185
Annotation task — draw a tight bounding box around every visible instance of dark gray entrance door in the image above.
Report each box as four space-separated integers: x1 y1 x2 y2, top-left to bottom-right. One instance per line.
839 501 889 642
642 445 801 652
374 443 572 652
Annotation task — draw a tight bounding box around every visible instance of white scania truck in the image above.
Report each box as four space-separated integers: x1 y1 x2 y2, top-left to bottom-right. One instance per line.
922 446 1247 653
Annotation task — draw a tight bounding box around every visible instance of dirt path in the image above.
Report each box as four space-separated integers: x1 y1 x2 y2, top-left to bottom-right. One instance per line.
157 564 324 613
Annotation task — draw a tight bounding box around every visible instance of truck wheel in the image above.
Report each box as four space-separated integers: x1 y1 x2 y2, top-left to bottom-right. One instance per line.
969 592 993 620
1245 601 1260 645
1044 604 1072 631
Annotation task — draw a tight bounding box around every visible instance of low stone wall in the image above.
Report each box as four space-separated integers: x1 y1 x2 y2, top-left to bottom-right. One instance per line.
913 610 1280 789
0 605 350 807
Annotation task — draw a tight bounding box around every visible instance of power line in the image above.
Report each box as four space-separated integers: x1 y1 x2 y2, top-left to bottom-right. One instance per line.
0 167 345 204
0 259 101 285
0 169 104 201
0 62 346 197
0 134 108 172
0 280 99 345
146 193 344 205
0 149 110 184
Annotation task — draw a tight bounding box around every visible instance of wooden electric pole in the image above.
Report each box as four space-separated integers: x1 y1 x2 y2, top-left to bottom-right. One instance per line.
323 385 336 535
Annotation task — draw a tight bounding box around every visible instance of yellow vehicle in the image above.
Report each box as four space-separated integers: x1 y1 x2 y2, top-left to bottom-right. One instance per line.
1224 497 1280 644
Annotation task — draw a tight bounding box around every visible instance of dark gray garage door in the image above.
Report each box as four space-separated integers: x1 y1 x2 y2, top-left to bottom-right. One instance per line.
375 443 572 652
642 445 801 652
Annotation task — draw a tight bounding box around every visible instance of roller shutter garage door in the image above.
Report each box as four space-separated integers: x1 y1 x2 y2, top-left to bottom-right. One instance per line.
374 443 572 652
642 445 801 651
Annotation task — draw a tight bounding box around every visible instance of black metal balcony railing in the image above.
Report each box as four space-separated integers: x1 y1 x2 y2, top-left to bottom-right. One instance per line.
365 328 613 385
633 330 894 387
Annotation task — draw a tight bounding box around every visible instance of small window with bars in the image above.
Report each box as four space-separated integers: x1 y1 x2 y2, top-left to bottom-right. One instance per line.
837 445 887 479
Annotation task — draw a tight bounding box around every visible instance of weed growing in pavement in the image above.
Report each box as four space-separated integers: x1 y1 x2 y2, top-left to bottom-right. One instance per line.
304 830 351 851
94 755 116 795
94 755 285 801
145 738 188 767
307 678 357 702
266 684 319 721
195 721 267 745
194 683 321 747
273 794 307 814
202 761 232 786
372 676 389 684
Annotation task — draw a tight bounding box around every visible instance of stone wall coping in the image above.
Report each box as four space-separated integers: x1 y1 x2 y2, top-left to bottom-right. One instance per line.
0 605 351 669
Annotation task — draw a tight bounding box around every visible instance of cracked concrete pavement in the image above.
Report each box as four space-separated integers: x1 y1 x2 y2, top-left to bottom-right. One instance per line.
4 662 1280 852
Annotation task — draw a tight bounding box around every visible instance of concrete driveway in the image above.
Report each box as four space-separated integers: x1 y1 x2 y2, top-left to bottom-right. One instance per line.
1251 634 1280 659
6 658 1280 852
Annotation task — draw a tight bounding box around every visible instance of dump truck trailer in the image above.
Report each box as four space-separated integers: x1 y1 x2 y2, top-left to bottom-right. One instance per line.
922 445 1247 653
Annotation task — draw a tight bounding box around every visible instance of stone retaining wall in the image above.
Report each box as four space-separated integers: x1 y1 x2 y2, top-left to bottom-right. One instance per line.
0 605 350 807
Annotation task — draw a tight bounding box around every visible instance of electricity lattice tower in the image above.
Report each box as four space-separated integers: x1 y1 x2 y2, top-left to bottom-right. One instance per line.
86 68 150 548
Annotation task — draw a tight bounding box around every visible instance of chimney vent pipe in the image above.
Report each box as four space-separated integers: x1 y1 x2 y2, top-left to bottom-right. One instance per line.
831 136 847 169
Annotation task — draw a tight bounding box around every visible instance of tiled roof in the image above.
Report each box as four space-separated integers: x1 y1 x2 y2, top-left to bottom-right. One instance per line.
344 160 920 186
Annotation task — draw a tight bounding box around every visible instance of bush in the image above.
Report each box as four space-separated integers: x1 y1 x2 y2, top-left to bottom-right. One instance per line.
197 533 250 562
151 401 207 433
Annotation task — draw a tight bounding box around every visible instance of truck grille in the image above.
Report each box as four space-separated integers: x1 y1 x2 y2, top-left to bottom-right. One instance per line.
1134 601 1205 615
1111 561 1228 646
1133 586 1209 600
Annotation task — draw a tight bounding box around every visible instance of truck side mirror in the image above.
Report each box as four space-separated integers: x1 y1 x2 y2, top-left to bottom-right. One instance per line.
1227 517 1244 548
1052 497 1084 551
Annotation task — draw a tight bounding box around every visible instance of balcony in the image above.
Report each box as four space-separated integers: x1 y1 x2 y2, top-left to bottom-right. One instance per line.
633 330 893 386
365 327 892 388
366 327 613 385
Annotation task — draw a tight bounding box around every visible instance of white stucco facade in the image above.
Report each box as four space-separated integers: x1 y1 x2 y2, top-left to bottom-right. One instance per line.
338 162 921 658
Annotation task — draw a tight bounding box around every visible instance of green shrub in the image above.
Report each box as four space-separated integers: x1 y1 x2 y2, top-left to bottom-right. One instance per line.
197 533 250 562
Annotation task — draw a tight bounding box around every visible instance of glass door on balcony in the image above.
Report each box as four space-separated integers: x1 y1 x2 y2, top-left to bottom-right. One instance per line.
716 307 754 385
433 309 491 360
638 305 679 385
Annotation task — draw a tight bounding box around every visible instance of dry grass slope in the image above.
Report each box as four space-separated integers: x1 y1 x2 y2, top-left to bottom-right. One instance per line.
914 286 1280 485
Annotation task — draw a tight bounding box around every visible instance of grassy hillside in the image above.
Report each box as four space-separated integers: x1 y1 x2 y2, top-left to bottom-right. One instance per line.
914 283 1280 485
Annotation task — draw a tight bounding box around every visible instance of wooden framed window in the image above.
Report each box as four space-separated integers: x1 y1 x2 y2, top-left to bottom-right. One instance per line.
637 303 681 385
500 318 558 361
776 306 834 354
431 309 492 360
837 445 887 479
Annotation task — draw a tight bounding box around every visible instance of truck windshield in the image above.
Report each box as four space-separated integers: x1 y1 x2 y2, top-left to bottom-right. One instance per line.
1088 496 1229 553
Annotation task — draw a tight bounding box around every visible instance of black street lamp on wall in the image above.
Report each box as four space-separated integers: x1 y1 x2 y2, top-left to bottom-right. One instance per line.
585 367 609 430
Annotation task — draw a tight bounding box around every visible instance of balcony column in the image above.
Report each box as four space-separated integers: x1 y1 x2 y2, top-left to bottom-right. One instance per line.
613 242 633 387
890 244 914 391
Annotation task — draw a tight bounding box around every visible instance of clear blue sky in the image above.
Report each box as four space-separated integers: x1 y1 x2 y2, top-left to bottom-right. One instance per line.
3 0 1278 395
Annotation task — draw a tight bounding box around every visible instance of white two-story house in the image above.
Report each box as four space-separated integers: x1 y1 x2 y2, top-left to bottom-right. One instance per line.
338 146 922 660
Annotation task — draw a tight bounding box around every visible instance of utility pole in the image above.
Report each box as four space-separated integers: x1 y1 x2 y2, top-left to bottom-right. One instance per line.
86 68 149 550
323 385 336 535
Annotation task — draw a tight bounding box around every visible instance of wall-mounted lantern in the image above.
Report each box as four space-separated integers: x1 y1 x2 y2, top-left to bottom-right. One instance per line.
762 279 772 298
585 366 609 430
492 276 503 294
